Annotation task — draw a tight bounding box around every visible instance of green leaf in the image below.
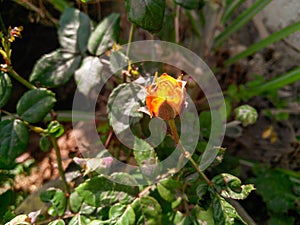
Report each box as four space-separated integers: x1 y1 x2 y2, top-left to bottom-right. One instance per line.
87 13 120 56
17 89 56 123
74 56 103 96
109 203 135 225
0 119 29 169
40 188 67 217
107 83 146 135
69 191 83 213
212 173 255 200
192 205 215 225
136 196 162 225
214 0 272 48
225 21 300 66
68 215 90 225
47 120 65 138
29 49 82 88
125 0 166 32
268 215 295 225
48 0 70 12
253 169 296 214
174 0 201 9
157 178 181 202
116 206 135 225
0 72 12 108
48 219 65 225
58 7 91 54
39 135 51 152
75 175 138 208
4 214 30 225
133 138 156 165
110 50 128 77
212 194 246 225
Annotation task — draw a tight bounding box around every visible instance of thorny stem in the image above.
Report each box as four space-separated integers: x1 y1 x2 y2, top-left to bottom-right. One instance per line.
50 135 70 194
168 119 212 185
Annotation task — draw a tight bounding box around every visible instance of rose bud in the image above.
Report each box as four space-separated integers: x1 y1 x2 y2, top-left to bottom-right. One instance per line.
145 73 187 120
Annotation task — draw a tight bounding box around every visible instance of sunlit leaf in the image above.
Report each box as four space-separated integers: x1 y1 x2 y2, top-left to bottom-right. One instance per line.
58 7 91 54
107 83 145 135
74 56 103 96
48 219 65 225
29 49 81 88
88 13 120 56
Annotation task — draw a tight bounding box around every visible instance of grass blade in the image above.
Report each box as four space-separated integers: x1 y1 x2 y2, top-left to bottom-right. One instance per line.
246 66 300 97
214 0 272 48
221 0 246 24
225 21 300 66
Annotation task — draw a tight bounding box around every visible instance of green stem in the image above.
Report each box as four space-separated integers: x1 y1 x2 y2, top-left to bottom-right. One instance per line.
126 23 136 57
50 136 70 194
168 119 212 185
8 67 37 90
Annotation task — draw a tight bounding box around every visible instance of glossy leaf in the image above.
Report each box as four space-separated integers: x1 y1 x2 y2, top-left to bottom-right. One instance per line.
39 135 51 152
69 191 83 213
74 175 138 207
68 215 90 225
0 119 29 169
157 178 181 202
17 89 56 123
40 188 67 217
139 196 162 225
212 194 245 224
125 0 165 32
88 13 120 56
174 0 201 9
107 83 145 135
74 56 103 96
29 49 81 88
48 219 65 225
58 7 91 54
0 72 12 108
109 203 135 225
47 120 65 138
211 173 255 200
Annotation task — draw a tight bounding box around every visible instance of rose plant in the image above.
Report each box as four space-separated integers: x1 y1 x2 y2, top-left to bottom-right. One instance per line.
2 0 299 224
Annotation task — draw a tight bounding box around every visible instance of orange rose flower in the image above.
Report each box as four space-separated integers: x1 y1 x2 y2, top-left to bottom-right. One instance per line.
145 73 186 120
